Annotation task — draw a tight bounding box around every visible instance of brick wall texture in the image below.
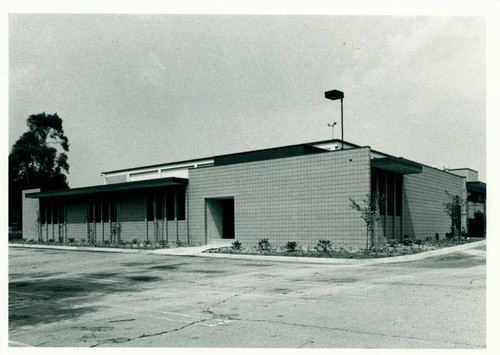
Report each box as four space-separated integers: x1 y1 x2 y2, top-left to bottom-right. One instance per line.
402 166 465 240
188 148 372 248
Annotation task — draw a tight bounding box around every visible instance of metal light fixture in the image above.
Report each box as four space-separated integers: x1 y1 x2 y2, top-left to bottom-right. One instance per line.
327 121 337 141
325 89 344 149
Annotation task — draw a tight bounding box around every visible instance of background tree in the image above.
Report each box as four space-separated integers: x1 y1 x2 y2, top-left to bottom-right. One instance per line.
443 191 464 237
9 113 70 229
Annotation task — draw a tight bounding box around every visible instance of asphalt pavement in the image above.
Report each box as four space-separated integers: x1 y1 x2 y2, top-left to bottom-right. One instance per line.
8 243 486 348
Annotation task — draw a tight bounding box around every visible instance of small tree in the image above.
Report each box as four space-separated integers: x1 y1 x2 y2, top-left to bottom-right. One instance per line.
349 192 384 249
443 191 464 237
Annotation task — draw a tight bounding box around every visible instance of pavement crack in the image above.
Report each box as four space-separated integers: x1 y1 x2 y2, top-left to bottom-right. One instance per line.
91 320 204 347
203 287 256 318
236 318 483 348
137 320 202 339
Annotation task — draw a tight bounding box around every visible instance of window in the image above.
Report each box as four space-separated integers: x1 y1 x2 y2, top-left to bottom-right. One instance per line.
177 190 186 220
110 198 118 222
40 200 46 224
95 200 102 223
387 175 394 216
395 179 402 216
102 199 109 222
53 203 58 223
146 193 154 221
166 191 175 221
156 194 163 220
47 202 52 223
377 173 386 215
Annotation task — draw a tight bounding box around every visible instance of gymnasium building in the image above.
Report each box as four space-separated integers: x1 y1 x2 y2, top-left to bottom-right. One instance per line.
22 139 486 248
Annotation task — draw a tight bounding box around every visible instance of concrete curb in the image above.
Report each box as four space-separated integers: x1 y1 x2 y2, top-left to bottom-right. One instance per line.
196 240 486 265
8 243 152 254
8 243 227 255
9 239 485 265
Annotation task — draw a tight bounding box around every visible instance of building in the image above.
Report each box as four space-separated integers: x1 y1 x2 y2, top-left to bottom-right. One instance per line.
22 139 486 249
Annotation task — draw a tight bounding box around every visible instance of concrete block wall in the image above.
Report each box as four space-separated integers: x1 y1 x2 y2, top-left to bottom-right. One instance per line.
188 147 372 248
167 223 179 243
120 221 146 242
403 166 465 240
90 222 111 243
22 189 41 241
66 223 87 242
178 221 188 244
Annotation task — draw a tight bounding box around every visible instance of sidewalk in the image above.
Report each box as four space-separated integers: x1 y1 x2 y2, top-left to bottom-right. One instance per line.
9 239 485 265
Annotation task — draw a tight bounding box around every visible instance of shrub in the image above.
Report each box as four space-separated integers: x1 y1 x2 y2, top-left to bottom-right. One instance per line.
414 239 423 245
435 233 440 241
144 240 151 246
132 239 138 244
388 239 398 247
159 240 168 248
403 239 413 246
258 238 271 251
175 240 184 247
68 237 75 243
316 240 332 253
285 241 298 252
231 240 242 250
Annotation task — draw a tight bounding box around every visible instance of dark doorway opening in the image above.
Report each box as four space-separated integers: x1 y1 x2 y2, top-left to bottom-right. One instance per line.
221 199 235 239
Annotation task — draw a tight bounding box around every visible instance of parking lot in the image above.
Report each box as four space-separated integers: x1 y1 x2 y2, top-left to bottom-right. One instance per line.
9 245 486 348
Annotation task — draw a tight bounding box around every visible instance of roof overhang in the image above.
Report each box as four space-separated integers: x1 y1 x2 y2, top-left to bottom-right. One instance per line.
214 144 326 166
371 157 423 175
467 181 486 194
26 177 188 199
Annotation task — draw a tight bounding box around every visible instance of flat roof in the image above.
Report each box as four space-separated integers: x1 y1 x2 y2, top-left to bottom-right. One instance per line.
101 139 353 175
467 181 486 194
371 157 423 174
101 157 214 175
214 144 327 166
26 177 188 199
448 168 479 173
98 138 481 183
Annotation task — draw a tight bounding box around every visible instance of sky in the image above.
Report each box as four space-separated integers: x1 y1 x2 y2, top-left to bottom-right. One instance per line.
8 13 486 188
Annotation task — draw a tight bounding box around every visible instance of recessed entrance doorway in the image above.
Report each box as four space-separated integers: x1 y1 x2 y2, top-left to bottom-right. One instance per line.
205 197 235 243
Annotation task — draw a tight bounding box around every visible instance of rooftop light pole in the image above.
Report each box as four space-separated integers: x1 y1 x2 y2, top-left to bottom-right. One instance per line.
324 89 344 149
327 121 337 141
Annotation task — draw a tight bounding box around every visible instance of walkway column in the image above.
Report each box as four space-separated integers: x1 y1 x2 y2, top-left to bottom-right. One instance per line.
101 199 104 243
164 191 168 243
92 200 96 244
64 201 67 243
392 177 396 239
45 202 48 242
174 191 179 243
384 174 388 240
109 197 112 244
153 193 157 244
